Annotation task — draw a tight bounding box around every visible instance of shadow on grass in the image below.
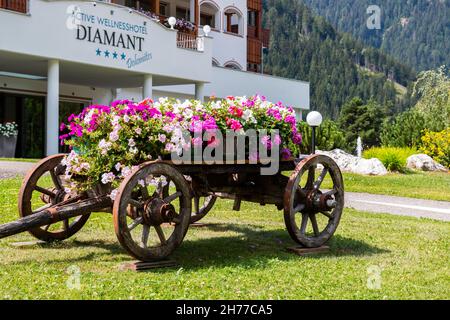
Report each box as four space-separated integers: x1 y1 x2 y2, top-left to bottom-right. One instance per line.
5 222 388 269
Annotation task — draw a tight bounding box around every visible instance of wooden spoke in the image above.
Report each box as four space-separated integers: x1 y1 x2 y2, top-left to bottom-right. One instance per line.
49 169 63 190
128 217 143 231
164 192 182 203
194 197 200 213
313 168 328 190
295 185 307 198
323 189 337 197
141 225 150 248
320 210 333 219
293 203 305 213
309 214 320 236
139 185 150 200
154 225 167 245
300 212 309 234
63 219 70 232
306 166 316 189
34 185 56 197
128 198 144 209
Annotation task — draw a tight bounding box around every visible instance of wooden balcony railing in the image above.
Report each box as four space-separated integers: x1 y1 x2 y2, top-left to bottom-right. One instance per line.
247 38 262 65
177 32 199 51
0 0 27 13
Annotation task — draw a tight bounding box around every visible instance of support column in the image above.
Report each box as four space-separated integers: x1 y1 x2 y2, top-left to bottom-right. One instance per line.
195 83 205 102
46 60 59 156
143 74 153 99
190 0 199 34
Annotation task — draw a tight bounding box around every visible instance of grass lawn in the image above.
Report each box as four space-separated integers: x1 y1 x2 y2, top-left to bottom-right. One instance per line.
339 171 450 202
0 158 39 163
0 178 448 300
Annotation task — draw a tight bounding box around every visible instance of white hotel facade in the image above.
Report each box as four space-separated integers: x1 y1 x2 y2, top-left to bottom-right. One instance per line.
0 0 309 158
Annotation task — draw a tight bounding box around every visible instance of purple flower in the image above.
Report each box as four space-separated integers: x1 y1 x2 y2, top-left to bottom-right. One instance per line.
281 148 292 160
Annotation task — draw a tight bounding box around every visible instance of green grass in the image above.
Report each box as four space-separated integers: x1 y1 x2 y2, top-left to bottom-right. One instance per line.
339 171 450 202
0 158 39 163
0 178 448 299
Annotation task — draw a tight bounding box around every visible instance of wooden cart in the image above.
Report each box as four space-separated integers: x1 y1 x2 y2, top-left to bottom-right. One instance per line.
0 153 344 262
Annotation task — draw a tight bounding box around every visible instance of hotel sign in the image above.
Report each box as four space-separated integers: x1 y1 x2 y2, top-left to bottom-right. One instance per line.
66 5 152 69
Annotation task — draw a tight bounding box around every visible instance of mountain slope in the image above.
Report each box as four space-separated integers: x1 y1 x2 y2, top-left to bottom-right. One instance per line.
301 0 450 72
263 0 416 118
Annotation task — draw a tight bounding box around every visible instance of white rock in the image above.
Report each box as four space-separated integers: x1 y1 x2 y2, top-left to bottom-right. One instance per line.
317 149 388 176
406 154 447 172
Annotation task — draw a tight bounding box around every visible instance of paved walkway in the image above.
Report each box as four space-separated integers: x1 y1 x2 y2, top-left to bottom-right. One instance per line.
346 192 450 222
0 161 35 179
1 160 449 222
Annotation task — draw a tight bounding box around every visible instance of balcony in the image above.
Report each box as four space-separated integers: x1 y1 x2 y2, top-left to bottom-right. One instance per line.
0 0 27 13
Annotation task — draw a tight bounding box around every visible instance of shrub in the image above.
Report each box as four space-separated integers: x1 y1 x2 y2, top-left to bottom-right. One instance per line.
363 147 417 172
297 119 347 154
380 110 426 148
420 128 450 168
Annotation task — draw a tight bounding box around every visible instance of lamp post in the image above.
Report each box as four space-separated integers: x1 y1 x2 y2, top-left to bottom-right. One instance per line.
306 111 323 154
168 16 177 30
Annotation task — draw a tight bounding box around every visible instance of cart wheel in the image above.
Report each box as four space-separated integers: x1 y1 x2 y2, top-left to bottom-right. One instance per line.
18 154 90 242
284 154 344 247
113 162 192 262
191 195 217 224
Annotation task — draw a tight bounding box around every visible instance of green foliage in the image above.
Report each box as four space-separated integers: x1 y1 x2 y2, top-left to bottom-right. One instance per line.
297 119 347 153
381 67 450 148
338 97 385 151
412 66 450 132
420 128 450 168
263 0 415 118
302 0 450 72
363 147 417 172
380 110 426 148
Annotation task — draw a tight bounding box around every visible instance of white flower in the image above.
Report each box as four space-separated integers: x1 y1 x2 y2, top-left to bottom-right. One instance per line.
121 166 132 178
138 179 146 187
242 109 256 123
98 139 112 155
128 138 136 147
115 163 122 171
109 130 119 142
135 127 142 135
101 172 115 184
109 189 119 201
158 134 166 143
123 115 130 123
129 147 138 154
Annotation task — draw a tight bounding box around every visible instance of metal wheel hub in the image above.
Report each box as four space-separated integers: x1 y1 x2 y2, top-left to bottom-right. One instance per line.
143 197 177 226
305 189 335 212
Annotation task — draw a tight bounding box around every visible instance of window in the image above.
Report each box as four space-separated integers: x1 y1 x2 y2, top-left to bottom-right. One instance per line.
248 11 257 27
176 7 190 21
159 2 169 16
200 14 214 27
224 8 243 35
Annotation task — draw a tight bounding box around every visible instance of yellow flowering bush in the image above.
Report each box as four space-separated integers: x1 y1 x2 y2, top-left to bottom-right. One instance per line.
420 128 450 169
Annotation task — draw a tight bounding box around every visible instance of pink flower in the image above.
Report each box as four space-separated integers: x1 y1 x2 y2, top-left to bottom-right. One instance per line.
273 134 282 145
281 148 292 160
226 118 242 131
261 135 272 150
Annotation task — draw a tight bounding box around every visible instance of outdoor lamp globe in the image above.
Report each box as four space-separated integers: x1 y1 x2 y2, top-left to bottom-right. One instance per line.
203 25 211 36
306 111 323 127
168 16 177 29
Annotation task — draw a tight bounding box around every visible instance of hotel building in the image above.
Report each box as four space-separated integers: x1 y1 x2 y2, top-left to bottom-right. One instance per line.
0 0 309 158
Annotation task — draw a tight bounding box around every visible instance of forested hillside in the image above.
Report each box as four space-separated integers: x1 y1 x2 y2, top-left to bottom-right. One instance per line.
263 0 417 118
301 0 449 72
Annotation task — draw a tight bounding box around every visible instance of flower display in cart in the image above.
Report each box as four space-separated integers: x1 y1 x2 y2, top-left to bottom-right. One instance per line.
60 95 302 197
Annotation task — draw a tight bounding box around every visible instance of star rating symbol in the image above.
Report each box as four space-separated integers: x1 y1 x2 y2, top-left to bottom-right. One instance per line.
121 53 126 60
104 50 110 58
112 51 118 59
96 48 102 56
